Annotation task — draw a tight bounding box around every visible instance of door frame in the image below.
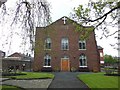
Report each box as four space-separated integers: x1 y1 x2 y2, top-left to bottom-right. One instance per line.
61 58 70 71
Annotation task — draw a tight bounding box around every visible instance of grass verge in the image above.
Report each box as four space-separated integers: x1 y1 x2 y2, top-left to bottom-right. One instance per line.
3 72 54 79
0 85 23 90
77 72 119 90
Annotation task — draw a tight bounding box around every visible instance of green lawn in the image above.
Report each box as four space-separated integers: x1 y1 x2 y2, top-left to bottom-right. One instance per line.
77 73 119 89
0 85 22 90
3 72 54 79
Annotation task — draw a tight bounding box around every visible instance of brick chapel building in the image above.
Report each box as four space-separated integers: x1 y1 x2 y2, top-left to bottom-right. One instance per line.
33 16 100 72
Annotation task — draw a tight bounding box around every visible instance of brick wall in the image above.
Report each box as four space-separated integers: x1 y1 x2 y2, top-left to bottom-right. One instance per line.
33 17 100 72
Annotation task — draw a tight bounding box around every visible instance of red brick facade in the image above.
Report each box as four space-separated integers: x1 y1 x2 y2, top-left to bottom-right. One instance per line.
33 17 100 72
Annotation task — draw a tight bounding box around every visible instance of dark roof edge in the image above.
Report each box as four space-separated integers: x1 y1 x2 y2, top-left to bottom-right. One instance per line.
97 46 103 50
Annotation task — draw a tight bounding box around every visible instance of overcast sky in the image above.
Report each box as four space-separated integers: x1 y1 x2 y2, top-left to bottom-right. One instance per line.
0 0 118 57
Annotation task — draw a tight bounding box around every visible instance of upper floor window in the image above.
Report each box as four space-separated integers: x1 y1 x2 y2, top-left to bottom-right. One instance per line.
61 38 69 50
79 40 86 50
45 38 51 49
79 54 87 67
100 52 103 57
44 54 51 67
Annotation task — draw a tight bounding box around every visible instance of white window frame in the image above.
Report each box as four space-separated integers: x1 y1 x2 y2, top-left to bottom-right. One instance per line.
78 40 86 50
43 55 51 67
100 52 103 57
100 61 104 64
61 38 69 50
43 66 51 67
44 38 51 50
79 54 87 67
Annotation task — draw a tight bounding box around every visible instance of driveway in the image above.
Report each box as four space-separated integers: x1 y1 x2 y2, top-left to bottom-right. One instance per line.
48 72 90 89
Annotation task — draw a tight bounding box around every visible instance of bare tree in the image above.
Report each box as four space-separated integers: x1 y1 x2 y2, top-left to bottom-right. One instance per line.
0 0 7 7
0 0 51 55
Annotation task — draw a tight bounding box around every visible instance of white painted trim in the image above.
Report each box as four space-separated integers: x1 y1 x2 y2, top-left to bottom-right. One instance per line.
100 61 104 64
100 52 103 57
79 66 88 67
43 66 51 67
61 59 62 71
68 60 70 71
78 49 86 50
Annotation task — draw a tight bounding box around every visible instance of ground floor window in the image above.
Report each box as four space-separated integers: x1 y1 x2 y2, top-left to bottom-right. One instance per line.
79 54 87 67
44 54 51 67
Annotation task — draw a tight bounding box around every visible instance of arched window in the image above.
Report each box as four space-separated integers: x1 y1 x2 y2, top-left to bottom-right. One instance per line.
45 38 51 49
79 54 87 67
61 38 69 50
44 54 51 67
79 40 86 50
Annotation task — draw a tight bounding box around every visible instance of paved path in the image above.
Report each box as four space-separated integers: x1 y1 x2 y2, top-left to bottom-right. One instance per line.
48 72 90 89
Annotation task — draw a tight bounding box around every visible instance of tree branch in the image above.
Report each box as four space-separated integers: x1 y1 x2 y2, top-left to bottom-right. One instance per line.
104 30 120 38
11 1 31 26
95 15 107 28
81 5 120 22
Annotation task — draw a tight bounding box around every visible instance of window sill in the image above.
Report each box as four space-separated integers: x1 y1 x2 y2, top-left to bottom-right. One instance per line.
78 49 86 50
44 49 51 51
79 66 87 68
43 66 51 67
61 49 69 51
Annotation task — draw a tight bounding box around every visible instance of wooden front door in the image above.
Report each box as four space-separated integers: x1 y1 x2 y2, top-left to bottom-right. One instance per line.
61 59 70 71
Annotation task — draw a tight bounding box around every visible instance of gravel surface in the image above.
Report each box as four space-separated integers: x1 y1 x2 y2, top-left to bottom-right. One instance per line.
2 79 52 89
0 78 10 82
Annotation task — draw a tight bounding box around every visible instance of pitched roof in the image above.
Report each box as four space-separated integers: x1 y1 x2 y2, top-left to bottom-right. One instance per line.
8 52 31 58
97 46 103 50
7 52 33 61
8 52 25 57
36 16 94 29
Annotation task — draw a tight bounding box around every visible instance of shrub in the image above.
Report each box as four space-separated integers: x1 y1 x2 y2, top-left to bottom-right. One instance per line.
93 70 98 73
104 67 113 74
54 67 60 72
71 67 76 72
